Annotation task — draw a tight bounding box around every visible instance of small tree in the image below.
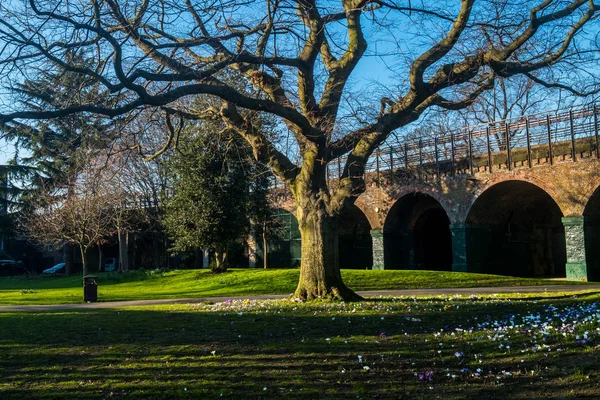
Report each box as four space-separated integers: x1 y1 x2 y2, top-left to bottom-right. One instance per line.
24 193 115 276
247 165 284 269
162 126 252 273
92 152 156 271
23 165 128 275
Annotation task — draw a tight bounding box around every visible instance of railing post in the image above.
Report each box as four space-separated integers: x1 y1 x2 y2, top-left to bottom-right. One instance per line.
418 138 423 181
434 137 440 178
468 129 474 175
337 157 341 178
570 108 577 162
450 131 456 176
376 150 380 185
546 115 554 165
595 104 600 159
389 147 394 172
525 117 532 168
486 126 492 173
404 143 409 169
505 123 512 171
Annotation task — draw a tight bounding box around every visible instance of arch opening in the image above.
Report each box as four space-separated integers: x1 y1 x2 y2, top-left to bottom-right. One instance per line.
383 193 452 271
338 204 373 269
259 209 301 268
582 185 600 281
584 186 600 217
257 206 373 269
466 180 566 277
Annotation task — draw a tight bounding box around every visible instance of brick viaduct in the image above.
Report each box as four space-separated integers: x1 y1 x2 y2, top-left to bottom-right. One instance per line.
271 105 600 281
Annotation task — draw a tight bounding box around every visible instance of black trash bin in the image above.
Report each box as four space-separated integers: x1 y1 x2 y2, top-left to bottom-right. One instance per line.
84 275 98 302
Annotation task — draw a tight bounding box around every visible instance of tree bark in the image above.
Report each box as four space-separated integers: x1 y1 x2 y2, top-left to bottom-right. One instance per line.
80 245 88 276
64 244 73 274
213 245 228 273
263 221 268 269
98 245 104 272
194 248 202 268
118 230 129 271
293 200 362 301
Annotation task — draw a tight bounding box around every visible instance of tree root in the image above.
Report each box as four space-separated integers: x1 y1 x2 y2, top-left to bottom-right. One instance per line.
294 283 363 302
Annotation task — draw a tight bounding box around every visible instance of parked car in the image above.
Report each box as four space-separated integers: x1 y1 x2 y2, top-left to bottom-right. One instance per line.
42 263 66 274
0 260 27 277
104 258 117 272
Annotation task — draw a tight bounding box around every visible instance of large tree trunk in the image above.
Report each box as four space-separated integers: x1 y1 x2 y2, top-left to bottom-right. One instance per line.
293 199 362 301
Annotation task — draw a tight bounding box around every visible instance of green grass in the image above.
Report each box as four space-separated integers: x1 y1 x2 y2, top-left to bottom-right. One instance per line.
0 268 592 305
1 292 600 399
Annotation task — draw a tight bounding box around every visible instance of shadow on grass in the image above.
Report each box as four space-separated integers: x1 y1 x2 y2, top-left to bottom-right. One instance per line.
0 301 599 399
364 291 600 303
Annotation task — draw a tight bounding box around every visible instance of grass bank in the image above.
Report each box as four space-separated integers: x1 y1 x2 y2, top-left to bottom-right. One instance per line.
0 292 599 399
0 268 591 305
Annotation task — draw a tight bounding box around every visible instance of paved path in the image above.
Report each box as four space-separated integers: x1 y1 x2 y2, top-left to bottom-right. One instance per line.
1 284 600 312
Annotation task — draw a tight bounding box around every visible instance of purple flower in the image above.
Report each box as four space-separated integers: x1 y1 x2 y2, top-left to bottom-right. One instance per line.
419 371 434 381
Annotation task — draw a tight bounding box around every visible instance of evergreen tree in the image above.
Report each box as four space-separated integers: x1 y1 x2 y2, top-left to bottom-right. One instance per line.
0 51 114 194
162 125 253 273
0 51 116 273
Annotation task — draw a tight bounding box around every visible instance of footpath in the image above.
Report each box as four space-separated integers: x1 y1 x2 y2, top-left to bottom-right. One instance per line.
1 284 600 311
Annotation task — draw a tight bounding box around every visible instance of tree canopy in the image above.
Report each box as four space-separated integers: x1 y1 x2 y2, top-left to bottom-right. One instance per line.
0 0 598 299
1 51 115 190
162 125 256 273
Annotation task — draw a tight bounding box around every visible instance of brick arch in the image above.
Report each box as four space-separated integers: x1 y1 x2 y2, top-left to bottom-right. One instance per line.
465 179 565 227
272 194 297 215
383 190 452 229
462 177 567 278
271 191 375 230
583 184 600 216
380 187 453 271
353 197 378 230
387 186 456 223
463 175 567 222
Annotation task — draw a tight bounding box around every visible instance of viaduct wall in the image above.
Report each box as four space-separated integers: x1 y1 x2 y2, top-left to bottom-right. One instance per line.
270 104 600 281
273 156 600 281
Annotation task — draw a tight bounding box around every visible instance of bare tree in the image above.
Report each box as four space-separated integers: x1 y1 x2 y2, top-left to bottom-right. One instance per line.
23 167 122 275
462 75 552 147
0 0 599 299
402 75 552 150
114 152 170 270
466 76 547 123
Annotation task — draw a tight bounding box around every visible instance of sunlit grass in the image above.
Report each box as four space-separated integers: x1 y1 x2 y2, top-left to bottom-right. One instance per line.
0 268 592 305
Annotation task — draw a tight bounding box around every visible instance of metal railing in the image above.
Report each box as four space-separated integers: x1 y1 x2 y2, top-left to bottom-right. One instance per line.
330 103 600 182
270 103 600 188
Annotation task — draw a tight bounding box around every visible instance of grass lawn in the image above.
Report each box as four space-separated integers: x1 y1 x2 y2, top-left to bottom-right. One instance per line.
1 292 600 399
0 268 592 305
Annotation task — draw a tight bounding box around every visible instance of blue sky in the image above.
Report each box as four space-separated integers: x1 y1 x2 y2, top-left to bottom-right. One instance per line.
0 0 598 168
